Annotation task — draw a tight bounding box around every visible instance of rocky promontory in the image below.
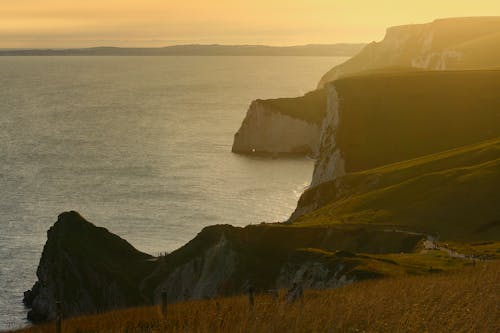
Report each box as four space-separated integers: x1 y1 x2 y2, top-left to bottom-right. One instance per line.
232 17 500 158
291 69 500 222
25 212 425 322
23 211 155 322
23 16 500 325
232 90 325 156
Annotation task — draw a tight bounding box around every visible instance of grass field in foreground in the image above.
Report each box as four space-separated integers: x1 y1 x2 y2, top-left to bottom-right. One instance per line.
12 261 499 333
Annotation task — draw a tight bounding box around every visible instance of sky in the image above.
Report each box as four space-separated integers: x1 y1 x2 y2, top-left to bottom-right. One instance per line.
1 0 500 48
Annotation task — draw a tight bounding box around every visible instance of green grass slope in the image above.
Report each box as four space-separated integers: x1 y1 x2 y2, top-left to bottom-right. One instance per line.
295 138 500 242
331 70 500 173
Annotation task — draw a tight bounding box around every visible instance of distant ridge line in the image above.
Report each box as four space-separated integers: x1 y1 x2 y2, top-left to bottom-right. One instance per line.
0 43 366 56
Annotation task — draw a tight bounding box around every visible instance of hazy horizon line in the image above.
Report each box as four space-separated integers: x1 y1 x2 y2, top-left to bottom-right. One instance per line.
0 42 367 51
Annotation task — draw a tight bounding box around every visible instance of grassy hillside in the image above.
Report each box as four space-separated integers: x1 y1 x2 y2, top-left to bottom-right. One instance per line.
295 137 500 241
257 88 326 125
330 70 500 174
12 262 499 333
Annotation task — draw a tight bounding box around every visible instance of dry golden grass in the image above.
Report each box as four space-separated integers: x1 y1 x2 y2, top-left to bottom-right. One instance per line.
14 262 499 333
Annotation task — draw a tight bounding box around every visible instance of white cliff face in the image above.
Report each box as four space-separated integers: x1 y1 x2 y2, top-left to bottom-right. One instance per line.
411 50 463 69
382 24 464 70
154 235 238 302
310 85 345 188
318 19 477 87
232 100 320 155
276 261 354 290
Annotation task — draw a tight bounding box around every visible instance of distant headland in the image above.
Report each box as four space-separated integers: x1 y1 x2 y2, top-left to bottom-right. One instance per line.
0 43 365 57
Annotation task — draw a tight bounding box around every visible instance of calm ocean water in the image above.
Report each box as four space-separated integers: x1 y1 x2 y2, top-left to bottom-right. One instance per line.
0 56 347 330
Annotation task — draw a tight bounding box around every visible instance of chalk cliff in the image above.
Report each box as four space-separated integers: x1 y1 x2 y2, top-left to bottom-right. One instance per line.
232 90 325 156
233 17 500 158
318 17 500 87
24 17 500 324
291 70 500 220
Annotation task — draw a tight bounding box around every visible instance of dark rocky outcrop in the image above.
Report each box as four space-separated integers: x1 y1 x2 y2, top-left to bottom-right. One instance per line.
23 211 155 322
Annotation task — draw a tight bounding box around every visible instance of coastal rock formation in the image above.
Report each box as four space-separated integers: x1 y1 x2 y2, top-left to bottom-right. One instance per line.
291 70 500 221
25 213 424 322
23 18 500 323
140 224 419 303
233 17 500 158
23 211 155 322
232 90 325 156
318 17 500 87
315 70 500 183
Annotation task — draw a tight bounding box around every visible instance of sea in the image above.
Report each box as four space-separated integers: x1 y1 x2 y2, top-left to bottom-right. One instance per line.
0 55 347 330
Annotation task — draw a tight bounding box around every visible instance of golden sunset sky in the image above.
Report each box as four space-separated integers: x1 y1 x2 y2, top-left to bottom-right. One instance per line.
1 0 500 48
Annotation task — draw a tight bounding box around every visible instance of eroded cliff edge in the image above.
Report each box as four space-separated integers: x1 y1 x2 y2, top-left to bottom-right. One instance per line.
291 70 500 221
24 17 500 323
232 90 325 156
25 212 424 322
233 17 500 157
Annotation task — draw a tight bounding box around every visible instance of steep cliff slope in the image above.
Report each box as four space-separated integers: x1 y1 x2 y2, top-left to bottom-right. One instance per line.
232 89 325 156
319 17 500 87
25 214 430 322
23 212 155 322
233 17 500 156
311 70 500 187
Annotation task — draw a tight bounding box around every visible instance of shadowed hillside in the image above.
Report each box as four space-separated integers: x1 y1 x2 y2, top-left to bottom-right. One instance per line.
311 69 500 187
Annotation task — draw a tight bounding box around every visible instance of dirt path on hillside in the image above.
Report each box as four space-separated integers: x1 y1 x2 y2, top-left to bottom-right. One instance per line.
383 229 487 261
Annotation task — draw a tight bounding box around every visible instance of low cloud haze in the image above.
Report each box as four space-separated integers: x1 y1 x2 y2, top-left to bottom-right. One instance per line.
1 0 500 48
